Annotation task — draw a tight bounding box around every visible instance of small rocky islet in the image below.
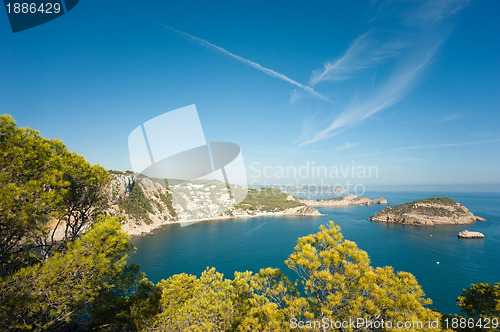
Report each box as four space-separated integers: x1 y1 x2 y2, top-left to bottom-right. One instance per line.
458 230 485 239
369 197 486 226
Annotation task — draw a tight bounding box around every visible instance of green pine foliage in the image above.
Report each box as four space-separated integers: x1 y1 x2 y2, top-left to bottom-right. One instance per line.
0 216 143 331
0 114 110 274
158 191 177 219
457 282 500 319
118 184 154 224
442 282 500 332
108 170 134 175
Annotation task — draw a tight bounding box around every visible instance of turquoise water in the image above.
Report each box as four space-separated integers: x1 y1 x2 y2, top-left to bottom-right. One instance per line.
130 192 500 314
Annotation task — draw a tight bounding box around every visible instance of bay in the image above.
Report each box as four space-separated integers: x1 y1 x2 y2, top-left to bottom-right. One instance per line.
130 191 500 314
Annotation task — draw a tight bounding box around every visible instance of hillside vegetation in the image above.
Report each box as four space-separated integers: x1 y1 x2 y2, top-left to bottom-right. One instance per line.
385 198 458 217
235 188 304 212
117 183 154 224
381 197 461 218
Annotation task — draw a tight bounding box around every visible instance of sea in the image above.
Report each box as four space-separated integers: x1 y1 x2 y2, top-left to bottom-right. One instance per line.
129 191 500 315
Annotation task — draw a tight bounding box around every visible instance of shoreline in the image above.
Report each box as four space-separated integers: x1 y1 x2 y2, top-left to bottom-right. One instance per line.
127 210 323 237
125 195 387 237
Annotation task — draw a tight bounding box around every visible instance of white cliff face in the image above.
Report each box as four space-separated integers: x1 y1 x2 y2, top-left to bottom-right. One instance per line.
108 173 135 201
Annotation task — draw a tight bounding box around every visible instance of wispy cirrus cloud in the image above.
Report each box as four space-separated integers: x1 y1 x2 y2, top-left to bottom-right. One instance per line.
412 0 470 23
301 42 441 146
355 138 500 156
161 24 330 102
388 139 500 152
334 142 361 152
300 0 470 146
433 114 458 124
469 132 497 138
310 31 406 86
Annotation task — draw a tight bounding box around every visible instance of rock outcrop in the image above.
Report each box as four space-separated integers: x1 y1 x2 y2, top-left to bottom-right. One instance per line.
372 197 388 205
369 197 486 226
283 205 322 216
458 230 484 239
301 194 388 207
108 172 135 199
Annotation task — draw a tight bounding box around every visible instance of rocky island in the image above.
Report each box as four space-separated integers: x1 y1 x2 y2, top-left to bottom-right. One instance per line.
458 230 485 239
301 194 387 207
369 197 486 226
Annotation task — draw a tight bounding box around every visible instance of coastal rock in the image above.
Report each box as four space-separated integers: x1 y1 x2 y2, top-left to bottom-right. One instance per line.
369 197 486 226
372 197 388 205
108 173 135 200
458 230 484 239
283 205 322 216
301 194 388 207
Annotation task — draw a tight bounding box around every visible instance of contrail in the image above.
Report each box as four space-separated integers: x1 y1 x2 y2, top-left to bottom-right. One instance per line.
161 24 330 102
388 139 500 152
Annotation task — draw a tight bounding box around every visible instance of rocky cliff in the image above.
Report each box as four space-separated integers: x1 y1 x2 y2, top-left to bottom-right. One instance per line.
105 174 322 235
301 194 388 207
105 173 178 235
369 197 486 226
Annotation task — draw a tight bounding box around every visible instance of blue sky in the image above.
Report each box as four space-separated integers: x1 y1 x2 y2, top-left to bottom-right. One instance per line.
1 0 499 191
